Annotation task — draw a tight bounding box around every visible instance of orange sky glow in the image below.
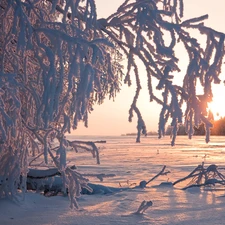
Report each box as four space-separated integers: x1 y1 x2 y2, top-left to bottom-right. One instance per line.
72 0 225 136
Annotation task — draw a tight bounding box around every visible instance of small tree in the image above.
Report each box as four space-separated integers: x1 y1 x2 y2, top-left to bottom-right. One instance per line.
0 0 224 207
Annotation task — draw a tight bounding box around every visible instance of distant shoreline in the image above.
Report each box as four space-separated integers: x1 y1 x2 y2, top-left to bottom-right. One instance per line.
121 133 225 136
121 132 158 136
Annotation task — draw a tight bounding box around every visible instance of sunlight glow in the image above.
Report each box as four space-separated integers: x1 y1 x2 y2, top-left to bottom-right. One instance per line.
208 84 225 120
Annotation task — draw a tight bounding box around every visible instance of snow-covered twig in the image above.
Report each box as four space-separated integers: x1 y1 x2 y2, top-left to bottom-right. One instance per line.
139 165 170 188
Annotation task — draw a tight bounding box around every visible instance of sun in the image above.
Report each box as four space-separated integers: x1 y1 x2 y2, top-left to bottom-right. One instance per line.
208 101 224 120
207 84 225 120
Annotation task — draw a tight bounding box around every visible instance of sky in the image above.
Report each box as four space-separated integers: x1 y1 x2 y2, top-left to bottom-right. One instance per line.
72 0 225 136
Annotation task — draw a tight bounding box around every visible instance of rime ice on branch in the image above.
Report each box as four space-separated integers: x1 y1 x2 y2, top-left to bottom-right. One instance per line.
102 0 224 145
0 0 225 207
0 0 122 207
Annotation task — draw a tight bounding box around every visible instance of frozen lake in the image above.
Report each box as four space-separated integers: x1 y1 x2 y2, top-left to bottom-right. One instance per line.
67 135 225 186
2 135 225 225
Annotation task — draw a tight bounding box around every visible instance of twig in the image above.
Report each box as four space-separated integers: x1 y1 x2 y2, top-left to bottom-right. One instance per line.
139 165 170 188
173 164 203 186
146 165 169 185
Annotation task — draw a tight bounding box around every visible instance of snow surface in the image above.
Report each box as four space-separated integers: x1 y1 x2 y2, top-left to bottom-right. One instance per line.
1 135 225 225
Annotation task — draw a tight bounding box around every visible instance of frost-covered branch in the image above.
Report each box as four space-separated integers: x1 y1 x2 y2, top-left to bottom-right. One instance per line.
1 0 225 208
0 0 122 206
84 0 225 144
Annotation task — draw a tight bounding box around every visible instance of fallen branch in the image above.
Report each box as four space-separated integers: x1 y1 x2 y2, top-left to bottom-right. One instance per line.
183 178 225 190
26 176 125 195
173 163 225 190
28 168 60 179
173 164 204 186
25 165 170 196
27 167 115 181
139 165 170 188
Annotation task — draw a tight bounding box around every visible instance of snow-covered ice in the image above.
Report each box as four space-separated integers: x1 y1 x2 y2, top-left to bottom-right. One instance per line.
1 135 225 225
